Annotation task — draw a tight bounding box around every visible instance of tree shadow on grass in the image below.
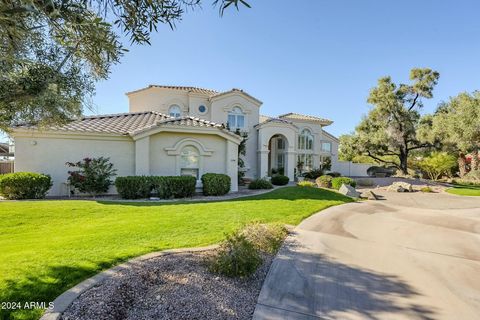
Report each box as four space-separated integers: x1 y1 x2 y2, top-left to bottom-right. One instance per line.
95 186 353 207
257 239 436 320
0 260 122 320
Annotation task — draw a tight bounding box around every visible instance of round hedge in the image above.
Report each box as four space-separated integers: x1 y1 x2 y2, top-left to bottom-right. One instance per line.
248 178 273 190
201 173 231 196
271 175 289 186
0 172 52 199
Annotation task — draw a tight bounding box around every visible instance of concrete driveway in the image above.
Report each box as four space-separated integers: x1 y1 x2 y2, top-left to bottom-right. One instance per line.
253 191 480 320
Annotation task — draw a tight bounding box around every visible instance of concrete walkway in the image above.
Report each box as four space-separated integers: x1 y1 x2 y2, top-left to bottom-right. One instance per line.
253 191 480 320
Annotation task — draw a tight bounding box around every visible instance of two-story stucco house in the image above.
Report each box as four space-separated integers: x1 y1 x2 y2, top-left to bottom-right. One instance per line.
11 85 339 196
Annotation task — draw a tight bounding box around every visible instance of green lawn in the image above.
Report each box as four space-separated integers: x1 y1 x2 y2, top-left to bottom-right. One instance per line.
0 187 351 320
446 184 480 196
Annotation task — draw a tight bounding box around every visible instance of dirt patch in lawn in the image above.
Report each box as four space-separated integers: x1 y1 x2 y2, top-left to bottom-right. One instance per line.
61 250 272 320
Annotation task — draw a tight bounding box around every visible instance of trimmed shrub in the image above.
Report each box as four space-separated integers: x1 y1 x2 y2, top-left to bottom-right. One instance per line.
326 171 341 177
0 172 52 199
241 223 288 254
297 180 316 187
303 168 324 180
315 175 332 188
115 176 152 199
271 175 289 186
331 177 357 190
248 178 273 190
202 173 231 196
151 176 196 199
208 232 262 278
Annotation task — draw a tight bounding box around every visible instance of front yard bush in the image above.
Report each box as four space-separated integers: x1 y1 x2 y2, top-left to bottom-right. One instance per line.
201 173 231 196
0 172 52 199
241 223 288 254
66 157 117 196
151 176 196 199
315 175 332 188
297 180 316 187
331 177 357 190
248 178 273 190
208 232 262 277
303 168 324 180
271 175 289 186
115 176 152 199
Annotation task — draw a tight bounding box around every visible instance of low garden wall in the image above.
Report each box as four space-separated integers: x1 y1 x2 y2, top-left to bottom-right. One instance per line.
332 161 374 177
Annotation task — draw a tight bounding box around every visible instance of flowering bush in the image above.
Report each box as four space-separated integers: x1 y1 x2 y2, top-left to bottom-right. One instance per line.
66 157 116 196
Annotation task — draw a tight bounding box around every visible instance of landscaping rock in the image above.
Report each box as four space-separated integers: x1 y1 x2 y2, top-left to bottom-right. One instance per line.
360 190 379 200
339 184 360 198
61 251 273 320
387 181 413 192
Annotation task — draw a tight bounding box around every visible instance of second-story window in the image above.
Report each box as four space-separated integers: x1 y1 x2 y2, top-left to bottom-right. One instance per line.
298 129 313 150
228 106 245 130
169 105 182 118
321 141 332 152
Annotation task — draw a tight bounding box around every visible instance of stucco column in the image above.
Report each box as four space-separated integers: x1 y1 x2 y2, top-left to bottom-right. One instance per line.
226 140 239 192
258 149 269 178
286 150 296 181
135 136 150 175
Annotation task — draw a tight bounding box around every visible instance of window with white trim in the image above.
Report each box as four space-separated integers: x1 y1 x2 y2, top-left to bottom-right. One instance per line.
321 141 332 152
169 105 182 118
227 106 245 130
180 146 199 179
298 129 313 150
297 129 314 171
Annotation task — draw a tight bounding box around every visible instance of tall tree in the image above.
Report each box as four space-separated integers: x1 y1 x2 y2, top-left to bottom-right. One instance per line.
427 92 480 176
340 68 439 174
0 0 250 132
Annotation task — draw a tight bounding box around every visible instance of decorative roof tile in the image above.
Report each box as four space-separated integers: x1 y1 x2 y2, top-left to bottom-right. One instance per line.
278 112 333 125
126 85 219 96
14 112 240 139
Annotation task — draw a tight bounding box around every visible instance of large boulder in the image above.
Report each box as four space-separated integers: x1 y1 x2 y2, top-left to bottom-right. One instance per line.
387 181 413 192
339 184 360 198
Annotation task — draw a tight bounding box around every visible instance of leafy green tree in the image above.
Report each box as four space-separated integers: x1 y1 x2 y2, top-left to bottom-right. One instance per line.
0 0 250 132
341 68 439 174
426 92 480 176
418 152 457 180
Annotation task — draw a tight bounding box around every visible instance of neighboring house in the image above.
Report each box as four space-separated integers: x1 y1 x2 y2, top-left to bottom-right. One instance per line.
11 85 339 196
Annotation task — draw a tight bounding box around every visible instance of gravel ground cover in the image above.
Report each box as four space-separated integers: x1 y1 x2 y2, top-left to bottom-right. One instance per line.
61 250 272 320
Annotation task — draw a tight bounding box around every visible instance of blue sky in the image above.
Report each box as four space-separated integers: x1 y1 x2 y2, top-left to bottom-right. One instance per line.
90 0 480 137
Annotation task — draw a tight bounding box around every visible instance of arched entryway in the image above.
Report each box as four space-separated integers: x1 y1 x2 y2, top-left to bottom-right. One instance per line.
268 134 288 176
257 121 297 181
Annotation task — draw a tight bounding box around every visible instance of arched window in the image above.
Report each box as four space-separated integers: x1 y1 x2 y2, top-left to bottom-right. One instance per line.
298 129 313 150
297 129 314 172
227 106 245 130
180 146 199 179
169 105 182 118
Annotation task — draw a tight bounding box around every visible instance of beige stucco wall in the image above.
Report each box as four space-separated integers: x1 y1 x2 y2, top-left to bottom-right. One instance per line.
12 128 239 196
128 88 211 119
210 93 260 179
149 132 227 177
13 134 135 196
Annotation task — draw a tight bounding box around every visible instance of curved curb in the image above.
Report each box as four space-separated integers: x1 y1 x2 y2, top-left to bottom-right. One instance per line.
40 245 218 320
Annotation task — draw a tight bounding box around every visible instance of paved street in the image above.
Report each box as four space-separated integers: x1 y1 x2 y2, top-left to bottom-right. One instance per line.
254 191 480 319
